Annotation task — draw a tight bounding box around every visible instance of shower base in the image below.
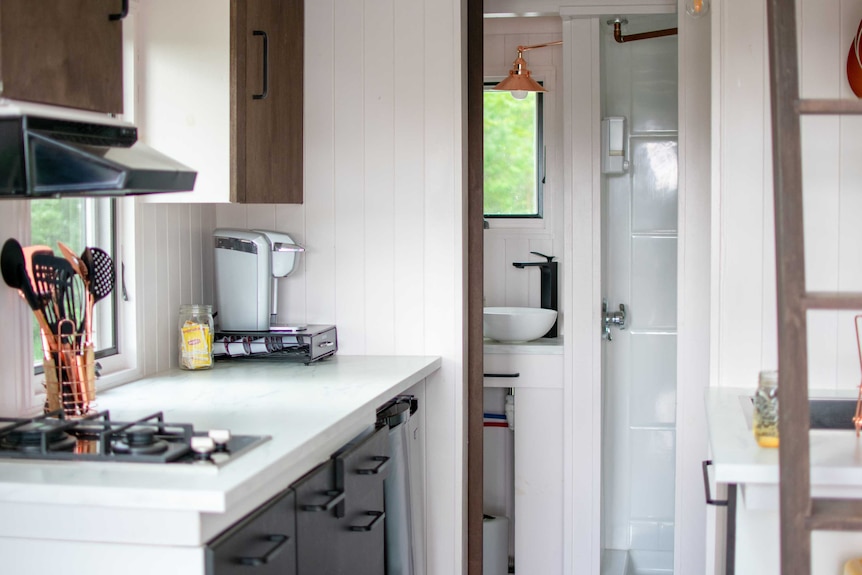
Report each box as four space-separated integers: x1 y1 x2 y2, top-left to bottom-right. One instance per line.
601 549 673 575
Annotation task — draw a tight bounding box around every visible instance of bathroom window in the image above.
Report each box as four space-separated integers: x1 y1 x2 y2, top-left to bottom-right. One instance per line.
483 81 544 218
29 198 118 368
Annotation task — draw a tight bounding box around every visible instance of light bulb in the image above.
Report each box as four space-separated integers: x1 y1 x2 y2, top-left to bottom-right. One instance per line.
685 0 709 17
511 90 528 100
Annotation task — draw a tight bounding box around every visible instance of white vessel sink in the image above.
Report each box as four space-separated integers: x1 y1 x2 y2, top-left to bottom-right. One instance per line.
483 307 557 343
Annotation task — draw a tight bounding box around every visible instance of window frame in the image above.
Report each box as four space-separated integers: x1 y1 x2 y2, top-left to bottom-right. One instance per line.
482 80 546 221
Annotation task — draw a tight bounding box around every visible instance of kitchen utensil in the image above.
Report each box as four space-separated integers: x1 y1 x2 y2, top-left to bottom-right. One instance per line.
80 247 115 345
1 239 54 343
57 241 87 279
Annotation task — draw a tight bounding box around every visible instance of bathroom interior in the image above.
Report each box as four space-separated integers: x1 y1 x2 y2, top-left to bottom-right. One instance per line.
482 11 679 575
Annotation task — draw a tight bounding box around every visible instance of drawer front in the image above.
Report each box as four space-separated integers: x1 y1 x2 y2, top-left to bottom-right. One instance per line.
206 489 297 575
483 353 564 389
333 426 390 575
309 327 338 361
294 460 342 575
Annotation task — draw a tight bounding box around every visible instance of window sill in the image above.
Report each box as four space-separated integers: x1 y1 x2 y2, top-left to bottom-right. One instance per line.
485 218 547 230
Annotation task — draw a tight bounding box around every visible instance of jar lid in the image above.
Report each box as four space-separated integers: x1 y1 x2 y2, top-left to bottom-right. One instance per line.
180 304 212 313
759 370 778 386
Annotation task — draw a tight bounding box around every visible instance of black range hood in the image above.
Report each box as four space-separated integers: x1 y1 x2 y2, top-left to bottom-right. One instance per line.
0 101 197 198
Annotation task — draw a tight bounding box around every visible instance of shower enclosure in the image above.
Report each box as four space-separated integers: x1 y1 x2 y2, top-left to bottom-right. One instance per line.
599 14 679 575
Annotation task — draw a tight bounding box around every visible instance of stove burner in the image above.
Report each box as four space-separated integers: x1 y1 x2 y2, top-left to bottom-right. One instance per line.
112 426 169 456
0 422 76 453
0 410 269 466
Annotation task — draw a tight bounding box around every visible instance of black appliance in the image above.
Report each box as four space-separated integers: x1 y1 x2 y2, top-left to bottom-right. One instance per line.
0 101 197 197
0 410 268 467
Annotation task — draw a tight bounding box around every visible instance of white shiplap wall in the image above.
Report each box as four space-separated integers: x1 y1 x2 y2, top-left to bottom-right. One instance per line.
482 17 565 322
217 2 467 574
714 0 862 389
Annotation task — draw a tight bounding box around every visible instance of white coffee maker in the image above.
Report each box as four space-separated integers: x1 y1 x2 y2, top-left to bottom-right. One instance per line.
213 229 304 331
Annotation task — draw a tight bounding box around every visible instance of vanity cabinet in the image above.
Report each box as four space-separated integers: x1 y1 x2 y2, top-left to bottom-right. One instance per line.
484 351 564 575
0 0 124 113
136 0 303 204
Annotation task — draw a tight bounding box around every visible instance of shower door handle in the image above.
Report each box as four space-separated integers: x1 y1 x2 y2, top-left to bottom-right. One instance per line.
602 299 627 341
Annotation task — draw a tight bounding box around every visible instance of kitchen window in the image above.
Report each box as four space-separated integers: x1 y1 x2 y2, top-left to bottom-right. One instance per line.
29 198 118 369
483 81 544 219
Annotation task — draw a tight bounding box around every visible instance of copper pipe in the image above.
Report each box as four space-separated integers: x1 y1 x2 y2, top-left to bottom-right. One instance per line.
612 20 678 44
518 40 563 52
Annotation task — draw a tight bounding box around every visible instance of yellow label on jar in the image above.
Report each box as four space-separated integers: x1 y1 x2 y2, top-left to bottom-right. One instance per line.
181 321 212 369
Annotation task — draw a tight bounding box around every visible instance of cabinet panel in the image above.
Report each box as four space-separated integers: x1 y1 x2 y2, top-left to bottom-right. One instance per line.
235 0 303 204
0 0 123 113
206 489 297 575
514 387 563 575
294 460 342 575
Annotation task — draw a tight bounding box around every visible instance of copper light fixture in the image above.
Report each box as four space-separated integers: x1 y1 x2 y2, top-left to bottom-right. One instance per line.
492 41 562 99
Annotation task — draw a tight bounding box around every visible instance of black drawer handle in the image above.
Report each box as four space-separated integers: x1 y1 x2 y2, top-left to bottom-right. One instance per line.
301 489 345 512
357 455 390 475
483 373 520 378
252 30 269 100
109 0 129 21
702 460 728 507
349 511 385 532
236 534 289 567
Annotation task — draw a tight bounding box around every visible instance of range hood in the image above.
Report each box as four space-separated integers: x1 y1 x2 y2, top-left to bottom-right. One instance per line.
0 101 196 198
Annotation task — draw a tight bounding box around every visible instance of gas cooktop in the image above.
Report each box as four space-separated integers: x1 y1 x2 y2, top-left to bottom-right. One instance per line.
0 410 270 467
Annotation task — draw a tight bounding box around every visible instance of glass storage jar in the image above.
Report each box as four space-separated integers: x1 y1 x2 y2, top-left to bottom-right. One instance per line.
179 304 214 370
753 370 779 447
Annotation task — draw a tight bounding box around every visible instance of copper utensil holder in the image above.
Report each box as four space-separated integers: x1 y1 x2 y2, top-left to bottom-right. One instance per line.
42 338 95 418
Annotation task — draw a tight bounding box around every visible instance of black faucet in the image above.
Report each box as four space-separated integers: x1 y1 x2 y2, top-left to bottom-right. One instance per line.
512 251 558 338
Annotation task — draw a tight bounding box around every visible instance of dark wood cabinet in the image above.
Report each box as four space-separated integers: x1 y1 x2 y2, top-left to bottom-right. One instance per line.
206 489 298 575
0 0 124 114
231 0 303 204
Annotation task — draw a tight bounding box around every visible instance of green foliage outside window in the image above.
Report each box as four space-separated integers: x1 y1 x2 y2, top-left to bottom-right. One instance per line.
483 89 541 217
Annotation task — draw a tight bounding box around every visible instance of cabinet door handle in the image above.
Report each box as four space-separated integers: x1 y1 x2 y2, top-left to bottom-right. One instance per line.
301 489 345 512
357 455 390 475
109 0 129 21
236 534 289 567
252 31 269 100
702 460 728 506
483 373 520 378
349 511 385 532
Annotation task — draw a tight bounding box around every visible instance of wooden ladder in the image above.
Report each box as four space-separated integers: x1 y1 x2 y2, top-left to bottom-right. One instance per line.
767 1 862 573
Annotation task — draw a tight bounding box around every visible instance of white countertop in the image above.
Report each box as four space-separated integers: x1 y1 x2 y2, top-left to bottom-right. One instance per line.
0 355 440 545
706 386 862 503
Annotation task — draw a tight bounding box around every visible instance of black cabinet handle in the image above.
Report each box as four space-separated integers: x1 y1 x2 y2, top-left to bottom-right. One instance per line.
301 489 345 512
357 455 390 475
109 0 129 21
483 373 520 378
702 460 728 506
349 511 385 532
236 534 289 567
252 31 269 100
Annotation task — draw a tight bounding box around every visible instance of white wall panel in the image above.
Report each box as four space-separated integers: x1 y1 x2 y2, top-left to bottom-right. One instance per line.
715 0 862 390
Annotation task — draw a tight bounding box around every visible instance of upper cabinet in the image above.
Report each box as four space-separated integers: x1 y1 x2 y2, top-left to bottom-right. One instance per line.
136 0 304 204
0 0 125 114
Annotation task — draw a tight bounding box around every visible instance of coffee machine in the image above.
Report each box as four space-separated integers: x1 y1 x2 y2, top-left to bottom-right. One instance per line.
213 229 304 331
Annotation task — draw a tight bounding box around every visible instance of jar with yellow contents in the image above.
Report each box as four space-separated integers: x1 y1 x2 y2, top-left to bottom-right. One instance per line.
753 370 779 447
179 304 214 370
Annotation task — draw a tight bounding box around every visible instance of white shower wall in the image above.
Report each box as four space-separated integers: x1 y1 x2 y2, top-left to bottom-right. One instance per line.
600 14 678 559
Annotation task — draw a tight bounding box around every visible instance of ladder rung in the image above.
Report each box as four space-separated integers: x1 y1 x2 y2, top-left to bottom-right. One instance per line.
803 292 862 310
797 99 862 115
806 498 862 531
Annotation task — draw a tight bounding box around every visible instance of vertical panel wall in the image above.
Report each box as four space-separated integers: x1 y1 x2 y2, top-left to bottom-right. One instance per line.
715 0 862 389
482 17 565 322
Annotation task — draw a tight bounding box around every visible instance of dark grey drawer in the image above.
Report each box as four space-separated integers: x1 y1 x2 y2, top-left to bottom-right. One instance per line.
206 489 297 575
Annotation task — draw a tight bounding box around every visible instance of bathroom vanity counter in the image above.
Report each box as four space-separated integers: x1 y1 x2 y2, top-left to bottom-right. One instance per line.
483 337 563 355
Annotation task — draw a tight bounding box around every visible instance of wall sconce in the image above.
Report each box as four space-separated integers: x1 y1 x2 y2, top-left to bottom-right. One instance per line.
686 0 710 18
492 41 562 100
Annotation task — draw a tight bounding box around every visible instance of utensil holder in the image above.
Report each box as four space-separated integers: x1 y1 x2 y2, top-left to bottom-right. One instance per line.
42 338 95 418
